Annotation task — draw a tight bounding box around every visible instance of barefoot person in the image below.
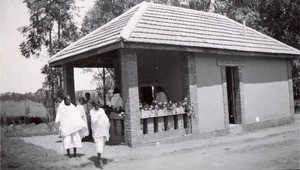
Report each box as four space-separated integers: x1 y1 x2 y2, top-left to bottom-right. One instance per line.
90 101 110 169
55 95 87 158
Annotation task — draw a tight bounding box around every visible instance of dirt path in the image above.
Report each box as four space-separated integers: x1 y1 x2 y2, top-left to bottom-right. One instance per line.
106 124 299 170
19 115 300 169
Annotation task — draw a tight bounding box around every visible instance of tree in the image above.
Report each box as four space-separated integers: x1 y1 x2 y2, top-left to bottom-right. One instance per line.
19 0 79 57
19 0 80 122
82 68 115 105
81 0 127 35
41 64 64 121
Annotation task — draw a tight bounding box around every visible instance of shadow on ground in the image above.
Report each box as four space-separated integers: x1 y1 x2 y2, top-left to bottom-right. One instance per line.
63 153 85 158
88 156 114 168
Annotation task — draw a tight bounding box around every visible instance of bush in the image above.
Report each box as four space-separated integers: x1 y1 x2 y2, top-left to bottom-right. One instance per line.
0 116 47 125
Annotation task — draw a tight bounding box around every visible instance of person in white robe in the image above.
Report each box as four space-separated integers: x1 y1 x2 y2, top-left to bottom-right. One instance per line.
55 95 87 158
90 101 110 169
110 87 123 109
76 97 89 138
155 86 168 104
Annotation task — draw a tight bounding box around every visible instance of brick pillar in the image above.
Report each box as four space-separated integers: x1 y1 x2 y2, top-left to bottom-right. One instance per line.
62 65 75 104
286 59 295 116
119 49 141 147
181 52 199 134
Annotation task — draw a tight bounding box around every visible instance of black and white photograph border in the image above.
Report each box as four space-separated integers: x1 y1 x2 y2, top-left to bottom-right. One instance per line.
1 0 300 169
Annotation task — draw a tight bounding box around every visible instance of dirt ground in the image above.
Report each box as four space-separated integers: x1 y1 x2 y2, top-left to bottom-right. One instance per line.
1 115 299 170
107 123 300 170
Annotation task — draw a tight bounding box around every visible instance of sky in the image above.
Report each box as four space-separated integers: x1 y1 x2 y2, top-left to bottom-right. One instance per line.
0 0 97 94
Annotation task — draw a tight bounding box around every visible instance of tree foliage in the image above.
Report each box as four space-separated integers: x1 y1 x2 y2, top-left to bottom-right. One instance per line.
0 90 44 103
19 0 79 57
19 0 80 122
81 0 127 35
41 65 64 121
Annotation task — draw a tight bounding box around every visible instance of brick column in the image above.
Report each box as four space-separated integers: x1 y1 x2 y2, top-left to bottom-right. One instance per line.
181 52 199 134
62 65 75 104
286 59 295 116
119 49 141 147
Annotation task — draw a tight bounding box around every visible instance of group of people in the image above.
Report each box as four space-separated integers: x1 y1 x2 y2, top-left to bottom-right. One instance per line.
54 86 167 169
55 95 110 169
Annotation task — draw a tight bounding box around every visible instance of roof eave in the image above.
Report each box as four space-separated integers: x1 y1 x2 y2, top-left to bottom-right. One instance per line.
122 42 300 59
49 42 124 67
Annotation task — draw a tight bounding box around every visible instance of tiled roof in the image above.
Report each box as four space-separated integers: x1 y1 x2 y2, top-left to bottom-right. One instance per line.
49 2 300 64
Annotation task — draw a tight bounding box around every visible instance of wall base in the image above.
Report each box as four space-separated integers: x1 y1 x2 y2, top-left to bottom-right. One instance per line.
243 115 294 132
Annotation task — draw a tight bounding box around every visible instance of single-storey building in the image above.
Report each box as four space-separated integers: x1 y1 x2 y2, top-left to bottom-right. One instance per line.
49 2 300 147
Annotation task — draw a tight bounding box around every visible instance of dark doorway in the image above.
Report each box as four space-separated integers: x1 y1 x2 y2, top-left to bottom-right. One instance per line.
226 66 240 124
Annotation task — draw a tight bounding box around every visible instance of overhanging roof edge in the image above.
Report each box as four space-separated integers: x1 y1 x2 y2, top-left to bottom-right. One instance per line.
122 41 299 58
49 42 123 67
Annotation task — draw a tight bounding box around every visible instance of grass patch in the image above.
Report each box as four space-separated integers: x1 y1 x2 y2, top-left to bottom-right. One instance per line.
1 137 69 170
2 123 58 138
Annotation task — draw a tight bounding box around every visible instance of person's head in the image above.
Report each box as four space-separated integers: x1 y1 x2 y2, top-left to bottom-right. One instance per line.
79 97 84 105
85 92 90 100
157 86 163 93
92 100 101 110
64 95 71 106
113 87 121 94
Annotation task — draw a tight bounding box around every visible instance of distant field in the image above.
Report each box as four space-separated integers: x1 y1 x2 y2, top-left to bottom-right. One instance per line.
0 100 47 117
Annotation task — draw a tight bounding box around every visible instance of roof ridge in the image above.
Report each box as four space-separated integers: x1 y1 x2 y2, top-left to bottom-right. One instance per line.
222 15 300 55
119 1 149 41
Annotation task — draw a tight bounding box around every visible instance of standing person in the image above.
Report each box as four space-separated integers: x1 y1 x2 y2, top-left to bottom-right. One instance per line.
90 101 110 169
155 86 168 104
84 92 93 140
76 97 89 138
55 95 87 158
110 87 123 109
